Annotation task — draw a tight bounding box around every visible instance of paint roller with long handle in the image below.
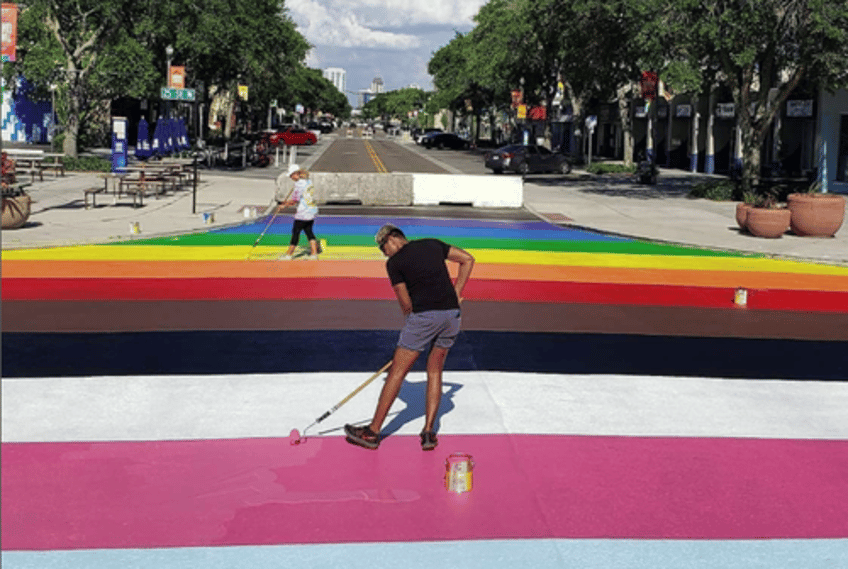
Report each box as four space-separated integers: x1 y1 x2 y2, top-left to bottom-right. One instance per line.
245 186 294 260
291 360 393 445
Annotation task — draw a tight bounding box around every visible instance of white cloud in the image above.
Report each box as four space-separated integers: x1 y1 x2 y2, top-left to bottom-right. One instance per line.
285 0 488 103
288 0 422 50
326 0 486 27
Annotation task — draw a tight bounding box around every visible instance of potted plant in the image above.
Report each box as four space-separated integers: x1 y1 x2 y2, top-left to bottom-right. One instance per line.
745 190 790 239
735 190 758 231
787 182 846 237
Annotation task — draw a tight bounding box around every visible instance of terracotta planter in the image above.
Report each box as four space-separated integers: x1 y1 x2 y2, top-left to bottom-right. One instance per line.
745 206 790 238
735 203 753 230
2 193 31 229
787 193 846 237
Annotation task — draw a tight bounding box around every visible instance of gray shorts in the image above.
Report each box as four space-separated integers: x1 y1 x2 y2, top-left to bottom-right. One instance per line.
398 309 461 352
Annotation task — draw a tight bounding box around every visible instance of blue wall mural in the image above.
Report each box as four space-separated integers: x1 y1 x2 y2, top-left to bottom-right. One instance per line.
2 76 54 144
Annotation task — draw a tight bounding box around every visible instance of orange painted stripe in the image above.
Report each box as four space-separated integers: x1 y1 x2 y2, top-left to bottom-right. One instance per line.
4 260 848 292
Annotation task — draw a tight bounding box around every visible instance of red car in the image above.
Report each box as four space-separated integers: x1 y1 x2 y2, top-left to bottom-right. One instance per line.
269 127 317 146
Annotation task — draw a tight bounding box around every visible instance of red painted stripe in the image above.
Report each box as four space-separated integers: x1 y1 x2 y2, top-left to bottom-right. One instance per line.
6 277 848 311
2 435 846 550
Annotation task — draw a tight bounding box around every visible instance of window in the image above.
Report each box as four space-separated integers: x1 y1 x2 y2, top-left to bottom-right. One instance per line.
838 115 848 182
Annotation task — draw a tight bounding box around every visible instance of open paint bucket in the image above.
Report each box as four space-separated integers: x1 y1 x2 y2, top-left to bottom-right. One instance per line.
445 453 474 493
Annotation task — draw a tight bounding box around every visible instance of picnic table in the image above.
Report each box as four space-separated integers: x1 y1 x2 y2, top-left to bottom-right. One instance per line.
86 161 199 209
5 150 65 182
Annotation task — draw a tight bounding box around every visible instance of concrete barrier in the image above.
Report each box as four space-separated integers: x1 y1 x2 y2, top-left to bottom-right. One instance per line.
303 172 413 206
279 172 523 208
413 174 523 208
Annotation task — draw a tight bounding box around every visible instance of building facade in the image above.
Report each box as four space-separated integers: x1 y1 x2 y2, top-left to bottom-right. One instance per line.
322 68 346 95
578 84 847 193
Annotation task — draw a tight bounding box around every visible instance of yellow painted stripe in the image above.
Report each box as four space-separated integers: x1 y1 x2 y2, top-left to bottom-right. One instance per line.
4 245 848 276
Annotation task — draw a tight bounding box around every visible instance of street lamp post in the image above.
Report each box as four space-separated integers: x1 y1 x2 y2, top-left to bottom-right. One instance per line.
165 45 173 120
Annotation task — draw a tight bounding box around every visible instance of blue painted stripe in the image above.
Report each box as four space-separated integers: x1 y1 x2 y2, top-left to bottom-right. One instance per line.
214 216 558 232
214 219 628 242
4 330 847 380
3 539 846 569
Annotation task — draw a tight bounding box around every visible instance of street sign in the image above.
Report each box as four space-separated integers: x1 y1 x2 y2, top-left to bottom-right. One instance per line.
161 87 196 101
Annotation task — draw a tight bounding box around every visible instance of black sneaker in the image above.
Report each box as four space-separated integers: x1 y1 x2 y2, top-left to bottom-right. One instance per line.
344 424 380 450
420 430 438 451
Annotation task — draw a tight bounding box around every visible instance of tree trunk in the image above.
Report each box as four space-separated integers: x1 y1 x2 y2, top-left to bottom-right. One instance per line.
617 83 634 166
62 93 81 158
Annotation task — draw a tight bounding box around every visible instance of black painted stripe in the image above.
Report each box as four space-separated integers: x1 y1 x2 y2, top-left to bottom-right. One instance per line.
3 330 846 380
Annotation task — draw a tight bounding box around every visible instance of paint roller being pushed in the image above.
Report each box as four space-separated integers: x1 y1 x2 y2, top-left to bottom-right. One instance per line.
291 360 393 445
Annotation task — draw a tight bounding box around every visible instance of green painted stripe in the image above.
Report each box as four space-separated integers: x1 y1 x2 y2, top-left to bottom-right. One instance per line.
122 233 752 258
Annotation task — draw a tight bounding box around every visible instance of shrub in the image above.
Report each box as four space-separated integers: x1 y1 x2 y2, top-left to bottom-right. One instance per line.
585 162 635 175
63 155 111 172
688 179 741 201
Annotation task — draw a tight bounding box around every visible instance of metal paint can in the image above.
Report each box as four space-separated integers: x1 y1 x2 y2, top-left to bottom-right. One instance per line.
734 287 748 306
129 222 140 234
445 453 474 493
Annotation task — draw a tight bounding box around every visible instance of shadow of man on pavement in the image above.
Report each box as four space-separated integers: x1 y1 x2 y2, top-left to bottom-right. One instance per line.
379 379 463 437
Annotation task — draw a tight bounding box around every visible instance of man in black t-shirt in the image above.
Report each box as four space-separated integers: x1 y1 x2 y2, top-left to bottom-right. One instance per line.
345 224 475 451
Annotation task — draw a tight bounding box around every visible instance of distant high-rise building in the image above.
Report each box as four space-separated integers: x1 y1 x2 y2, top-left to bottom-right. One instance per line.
371 77 384 94
323 68 346 94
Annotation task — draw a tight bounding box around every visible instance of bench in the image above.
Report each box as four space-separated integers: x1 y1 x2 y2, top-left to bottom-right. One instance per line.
119 176 173 205
15 164 44 183
121 186 145 207
83 186 106 209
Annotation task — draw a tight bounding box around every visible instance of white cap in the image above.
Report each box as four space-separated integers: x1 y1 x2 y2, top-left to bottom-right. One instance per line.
287 163 300 176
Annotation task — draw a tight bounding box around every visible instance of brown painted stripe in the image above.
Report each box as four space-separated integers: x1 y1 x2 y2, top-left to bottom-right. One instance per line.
5 300 847 340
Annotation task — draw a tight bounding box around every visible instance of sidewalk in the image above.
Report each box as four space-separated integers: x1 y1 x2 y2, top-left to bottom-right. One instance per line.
522 172 848 265
3 138 847 266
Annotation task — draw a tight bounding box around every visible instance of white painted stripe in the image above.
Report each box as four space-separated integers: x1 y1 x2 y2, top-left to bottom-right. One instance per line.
3 539 847 569
4 372 848 443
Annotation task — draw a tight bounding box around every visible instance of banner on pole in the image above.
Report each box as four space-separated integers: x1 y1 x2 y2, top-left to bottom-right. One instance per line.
2 3 17 62
640 71 657 101
169 66 185 89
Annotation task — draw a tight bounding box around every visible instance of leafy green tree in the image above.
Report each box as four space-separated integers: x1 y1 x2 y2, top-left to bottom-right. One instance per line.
136 0 309 137
464 0 527 141
285 66 350 119
518 0 651 160
363 87 428 124
13 0 158 156
654 0 848 191
12 0 311 155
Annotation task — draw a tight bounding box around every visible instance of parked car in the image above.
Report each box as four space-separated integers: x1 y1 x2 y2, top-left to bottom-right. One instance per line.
308 121 334 134
484 144 572 175
413 127 442 144
269 127 317 146
422 132 471 150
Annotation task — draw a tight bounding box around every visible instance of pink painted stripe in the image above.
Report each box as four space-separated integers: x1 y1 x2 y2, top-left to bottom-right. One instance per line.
3 435 847 551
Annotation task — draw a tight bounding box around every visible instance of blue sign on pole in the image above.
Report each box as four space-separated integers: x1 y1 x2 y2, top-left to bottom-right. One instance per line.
111 116 127 173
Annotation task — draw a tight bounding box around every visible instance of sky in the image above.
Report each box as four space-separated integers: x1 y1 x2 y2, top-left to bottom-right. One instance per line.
286 0 488 107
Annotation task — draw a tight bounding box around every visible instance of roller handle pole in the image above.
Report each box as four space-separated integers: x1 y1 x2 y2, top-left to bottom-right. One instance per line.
313 360 392 424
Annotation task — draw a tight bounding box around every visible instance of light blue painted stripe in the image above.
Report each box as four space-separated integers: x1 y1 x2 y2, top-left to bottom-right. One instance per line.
218 223 626 242
4 539 846 569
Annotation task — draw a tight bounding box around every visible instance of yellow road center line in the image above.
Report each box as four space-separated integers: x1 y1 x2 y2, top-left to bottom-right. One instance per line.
363 140 388 173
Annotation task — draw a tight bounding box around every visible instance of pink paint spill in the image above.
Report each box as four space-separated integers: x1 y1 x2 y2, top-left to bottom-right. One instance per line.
3 434 848 551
